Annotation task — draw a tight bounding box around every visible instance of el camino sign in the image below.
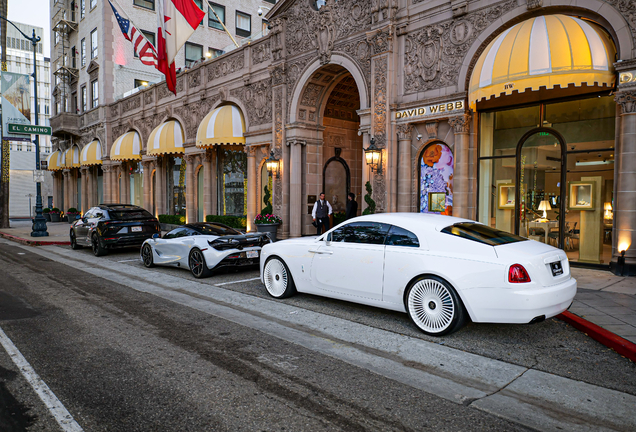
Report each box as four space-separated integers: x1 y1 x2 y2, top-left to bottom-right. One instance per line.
7 123 52 135
395 100 465 120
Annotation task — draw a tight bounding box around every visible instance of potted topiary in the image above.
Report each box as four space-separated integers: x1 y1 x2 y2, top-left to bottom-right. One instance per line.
49 207 61 222
42 207 51 222
66 208 80 223
255 213 282 242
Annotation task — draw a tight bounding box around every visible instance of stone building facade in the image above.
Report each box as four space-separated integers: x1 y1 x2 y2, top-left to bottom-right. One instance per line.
49 0 636 274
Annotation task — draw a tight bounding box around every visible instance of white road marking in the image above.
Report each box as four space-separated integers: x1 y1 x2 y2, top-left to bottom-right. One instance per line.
0 326 84 432
214 276 261 286
17 253 25 255
117 259 141 263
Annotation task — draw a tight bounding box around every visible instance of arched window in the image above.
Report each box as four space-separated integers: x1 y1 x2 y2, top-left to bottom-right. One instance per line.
419 142 454 215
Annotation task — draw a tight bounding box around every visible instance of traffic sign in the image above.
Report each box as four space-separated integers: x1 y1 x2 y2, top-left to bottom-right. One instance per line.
7 123 52 135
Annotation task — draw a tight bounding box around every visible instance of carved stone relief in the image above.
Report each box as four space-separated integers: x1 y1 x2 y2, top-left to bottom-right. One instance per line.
425 121 439 139
373 56 388 147
252 40 271 65
174 94 221 140
269 17 284 61
336 38 372 85
396 124 412 141
604 0 636 42
448 113 472 134
230 78 273 126
122 95 141 113
188 70 201 89
207 53 245 81
270 63 286 86
404 0 517 94
616 91 636 114
367 27 392 56
144 90 154 105
300 83 325 107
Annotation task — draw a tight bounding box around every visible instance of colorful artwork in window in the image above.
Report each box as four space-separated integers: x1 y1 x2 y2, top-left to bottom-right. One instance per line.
420 143 453 215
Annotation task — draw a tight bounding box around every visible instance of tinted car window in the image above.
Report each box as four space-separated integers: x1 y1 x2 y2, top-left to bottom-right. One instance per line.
83 210 94 219
386 225 420 247
108 209 153 220
441 223 526 246
331 222 390 245
189 223 241 236
163 228 188 239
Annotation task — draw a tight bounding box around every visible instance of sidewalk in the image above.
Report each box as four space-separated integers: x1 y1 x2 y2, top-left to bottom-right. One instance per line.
1 220 635 361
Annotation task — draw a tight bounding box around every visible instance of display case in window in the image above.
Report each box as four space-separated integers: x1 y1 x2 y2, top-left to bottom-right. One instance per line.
569 181 594 210
497 184 515 209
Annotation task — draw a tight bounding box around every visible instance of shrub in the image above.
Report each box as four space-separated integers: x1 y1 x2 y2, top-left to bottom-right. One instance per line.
50 207 60 214
42 208 51 214
205 215 247 229
333 211 346 226
67 207 79 213
362 181 376 215
261 185 273 216
158 214 186 225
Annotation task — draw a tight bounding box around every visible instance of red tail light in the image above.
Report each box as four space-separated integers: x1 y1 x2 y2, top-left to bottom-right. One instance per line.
509 264 531 283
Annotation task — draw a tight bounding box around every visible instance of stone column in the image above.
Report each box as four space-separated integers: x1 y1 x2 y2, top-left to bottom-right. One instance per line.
155 156 165 216
396 124 413 212
185 155 195 223
288 139 305 238
86 167 93 209
54 172 62 209
361 132 370 214
448 113 472 219
613 91 636 274
203 150 215 219
80 167 88 213
142 161 152 212
245 146 257 232
112 165 120 203
63 170 70 211
101 165 110 204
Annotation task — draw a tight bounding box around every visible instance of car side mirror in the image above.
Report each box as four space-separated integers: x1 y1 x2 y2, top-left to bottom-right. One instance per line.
325 232 332 246
152 233 160 239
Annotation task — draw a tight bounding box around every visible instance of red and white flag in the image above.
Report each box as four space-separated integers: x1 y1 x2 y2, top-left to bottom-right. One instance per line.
109 0 158 67
157 0 205 94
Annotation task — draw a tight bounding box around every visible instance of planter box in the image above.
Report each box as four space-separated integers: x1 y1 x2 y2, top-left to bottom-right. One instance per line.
50 213 61 222
67 214 80 223
43 213 51 222
256 223 280 242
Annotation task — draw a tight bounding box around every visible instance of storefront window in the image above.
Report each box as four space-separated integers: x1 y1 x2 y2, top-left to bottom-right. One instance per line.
220 149 247 216
130 162 143 207
419 142 453 214
167 157 186 216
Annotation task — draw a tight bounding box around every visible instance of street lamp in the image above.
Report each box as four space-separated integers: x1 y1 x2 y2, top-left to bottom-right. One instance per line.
0 16 48 236
364 137 382 173
265 151 279 177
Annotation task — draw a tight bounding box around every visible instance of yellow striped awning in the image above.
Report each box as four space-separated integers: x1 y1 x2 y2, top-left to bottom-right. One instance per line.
46 150 64 171
147 120 185 155
469 15 616 109
81 140 103 166
196 105 245 148
63 145 80 168
110 131 141 161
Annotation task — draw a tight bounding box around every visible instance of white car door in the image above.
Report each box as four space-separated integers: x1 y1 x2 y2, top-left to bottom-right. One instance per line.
155 227 192 263
310 221 390 301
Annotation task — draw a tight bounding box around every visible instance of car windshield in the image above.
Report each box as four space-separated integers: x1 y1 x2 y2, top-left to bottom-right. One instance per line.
108 210 153 220
441 222 526 246
190 223 241 236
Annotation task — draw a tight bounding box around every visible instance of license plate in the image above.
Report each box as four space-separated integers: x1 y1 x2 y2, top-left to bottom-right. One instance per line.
550 261 563 277
246 250 259 258
131 226 142 232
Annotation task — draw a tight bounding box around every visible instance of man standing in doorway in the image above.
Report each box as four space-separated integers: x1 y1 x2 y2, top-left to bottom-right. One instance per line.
345 192 358 220
312 192 333 235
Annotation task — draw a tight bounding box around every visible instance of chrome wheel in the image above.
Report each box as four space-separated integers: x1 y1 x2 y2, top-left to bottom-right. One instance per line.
189 249 211 278
407 277 460 335
263 257 295 299
141 244 154 268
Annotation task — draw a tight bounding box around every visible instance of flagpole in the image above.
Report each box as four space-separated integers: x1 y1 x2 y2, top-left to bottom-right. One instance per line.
208 7 239 48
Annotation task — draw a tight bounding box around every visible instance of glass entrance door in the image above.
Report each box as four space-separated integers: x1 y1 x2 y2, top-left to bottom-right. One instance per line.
515 129 565 248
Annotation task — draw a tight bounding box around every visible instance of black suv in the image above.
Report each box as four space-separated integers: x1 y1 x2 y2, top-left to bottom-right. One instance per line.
70 204 161 256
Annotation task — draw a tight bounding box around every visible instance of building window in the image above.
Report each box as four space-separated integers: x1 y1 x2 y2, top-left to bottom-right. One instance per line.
81 38 86 67
193 0 204 26
185 42 203 68
91 29 97 58
90 0 96 9
134 79 148 88
91 80 98 108
71 46 76 68
208 47 223 59
262 19 269 36
81 86 87 112
134 31 155 58
263 0 276 3
80 0 85 19
236 11 251 38
208 2 225 31
133 0 154 10
54 32 59 46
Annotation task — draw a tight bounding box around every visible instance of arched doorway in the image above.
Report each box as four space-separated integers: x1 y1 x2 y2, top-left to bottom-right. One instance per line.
418 142 454 215
323 151 350 216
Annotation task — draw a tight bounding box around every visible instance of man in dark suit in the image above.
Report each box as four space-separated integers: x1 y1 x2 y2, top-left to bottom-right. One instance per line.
345 192 358 220
312 192 333 235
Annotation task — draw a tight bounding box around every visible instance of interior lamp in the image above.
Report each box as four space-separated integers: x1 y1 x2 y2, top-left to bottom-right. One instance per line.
538 200 552 220
604 202 613 219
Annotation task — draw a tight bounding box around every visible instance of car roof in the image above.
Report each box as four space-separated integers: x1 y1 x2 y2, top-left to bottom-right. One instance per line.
97 204 145 211
344 212 474 232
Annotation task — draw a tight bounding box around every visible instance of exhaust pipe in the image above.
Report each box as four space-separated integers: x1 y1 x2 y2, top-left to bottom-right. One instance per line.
529 315 546 324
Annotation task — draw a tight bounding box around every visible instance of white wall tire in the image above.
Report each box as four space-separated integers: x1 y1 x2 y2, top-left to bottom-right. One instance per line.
263 257 296 299
406 276 466 336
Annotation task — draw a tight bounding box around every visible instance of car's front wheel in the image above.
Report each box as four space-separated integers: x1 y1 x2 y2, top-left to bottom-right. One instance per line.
263 256 296 299
91 233 107 257
70 230 82 250
141 244 155 268
405 275 466 336
189 248 212 278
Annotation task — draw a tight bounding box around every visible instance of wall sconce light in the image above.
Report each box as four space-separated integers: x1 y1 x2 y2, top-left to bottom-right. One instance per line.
265 151 280 177
364 137 382 173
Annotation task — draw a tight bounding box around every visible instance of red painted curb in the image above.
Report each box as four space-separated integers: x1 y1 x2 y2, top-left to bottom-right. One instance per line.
0 231 71 246
558 311 636 362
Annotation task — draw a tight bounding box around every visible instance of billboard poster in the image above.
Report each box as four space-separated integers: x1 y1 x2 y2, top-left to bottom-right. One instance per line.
1 72 32 142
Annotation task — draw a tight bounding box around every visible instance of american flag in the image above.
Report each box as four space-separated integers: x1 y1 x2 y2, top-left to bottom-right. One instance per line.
109 0 158 67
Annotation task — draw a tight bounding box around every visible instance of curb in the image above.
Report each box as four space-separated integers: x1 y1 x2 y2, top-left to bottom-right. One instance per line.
558 311 636 362
0 231 71 246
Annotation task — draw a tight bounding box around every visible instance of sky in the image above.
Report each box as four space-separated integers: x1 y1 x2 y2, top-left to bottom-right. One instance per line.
7 0 51 56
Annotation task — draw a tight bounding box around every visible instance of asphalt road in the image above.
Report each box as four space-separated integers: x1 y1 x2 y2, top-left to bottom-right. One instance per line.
0 240 635 431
